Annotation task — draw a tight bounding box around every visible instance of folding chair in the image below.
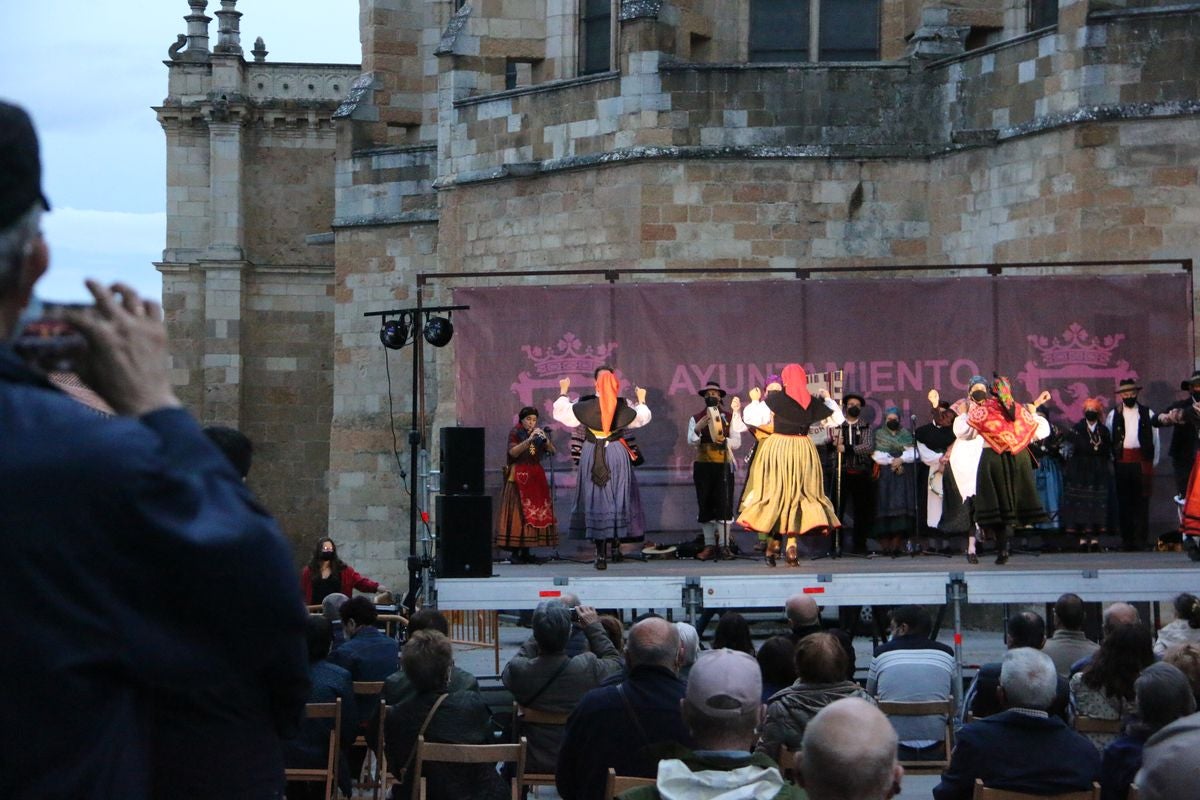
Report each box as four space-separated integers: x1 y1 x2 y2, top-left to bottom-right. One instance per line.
352 681 386 798
972 778 1100 799
512 703 570 796
378 614 409 640
877 699 955 773
1073 715 1122 736
285 698 342 800
411 735 527 800
604 767 656 798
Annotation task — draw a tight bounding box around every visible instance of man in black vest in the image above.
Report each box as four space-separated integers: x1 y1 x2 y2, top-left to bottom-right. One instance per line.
1106 377 1161 551
834 393 875 555
688 381 744 560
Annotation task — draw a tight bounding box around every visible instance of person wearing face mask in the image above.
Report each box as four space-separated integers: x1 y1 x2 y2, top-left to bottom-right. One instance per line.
300 536 386 606
947 377 989 563
496 405 558 564
1160 370 1200 501
872 407 917 557
916 398 970 547
833 392 876 556
1062 397 1114 551
1105 378 1161 552
951 375 1051 565
1157 375 1200 550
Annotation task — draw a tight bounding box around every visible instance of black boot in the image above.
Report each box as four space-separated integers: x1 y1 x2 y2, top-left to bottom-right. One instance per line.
995 528 1010 565
611 539 624 562
595 540 607 570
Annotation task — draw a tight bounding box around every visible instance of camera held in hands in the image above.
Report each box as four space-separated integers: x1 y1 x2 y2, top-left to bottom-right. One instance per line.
570 606 580 623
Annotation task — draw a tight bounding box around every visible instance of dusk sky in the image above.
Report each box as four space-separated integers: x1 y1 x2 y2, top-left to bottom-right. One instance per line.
0 1 361 302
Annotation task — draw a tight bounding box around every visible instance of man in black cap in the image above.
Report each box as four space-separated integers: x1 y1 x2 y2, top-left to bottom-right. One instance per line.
0 101 308 798
687 380 745 559
833 392 875 555
1106 377 1161 550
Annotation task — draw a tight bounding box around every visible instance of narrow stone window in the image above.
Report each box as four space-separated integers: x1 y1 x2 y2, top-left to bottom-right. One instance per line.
750 0 810 62
1028 0 1058 30
750 0 880 62
580 0 612 74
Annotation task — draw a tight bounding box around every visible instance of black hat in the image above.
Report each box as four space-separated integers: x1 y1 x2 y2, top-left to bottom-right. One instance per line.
844 392 866 406
1115 377 1142 394
0 102 50 229
697 381 726 398
1182 370 1200 391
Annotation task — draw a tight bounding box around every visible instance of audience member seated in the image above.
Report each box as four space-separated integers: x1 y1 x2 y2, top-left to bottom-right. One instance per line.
283 616 356 798
502 602 623 774
1043 593 1100 678
676 621 701 683
322 592 349 646
555 617 691 800
1100 662 1196 800
866 605 955 762
964 611 1070 722
713 611 755 656
559 593 589 657
1134 709 1200 800
1162 642 1200 707
618 649 803 800
1071 623 1155 750
384 608 478 706
599 615 626 661
933 648 1100 800
787 593 856 677
757 636 799 702
374 630 507 800
757 632 876 762
1070 602 1141 674
1153 593 1200 657
797 698 904 800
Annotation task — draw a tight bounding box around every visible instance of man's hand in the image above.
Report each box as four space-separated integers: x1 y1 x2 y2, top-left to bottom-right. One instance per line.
635 386 647 405
65 281 182 417
575 605 600 628
730 396 741 413
559 377 570 395
749 387 762 402
928 388 940 407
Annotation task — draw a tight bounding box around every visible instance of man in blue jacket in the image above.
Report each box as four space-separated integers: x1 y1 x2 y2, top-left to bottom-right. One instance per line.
933 648 1100 800
0 101 309 799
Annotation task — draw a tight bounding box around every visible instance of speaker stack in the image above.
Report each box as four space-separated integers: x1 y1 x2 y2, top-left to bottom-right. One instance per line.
436 427 492 578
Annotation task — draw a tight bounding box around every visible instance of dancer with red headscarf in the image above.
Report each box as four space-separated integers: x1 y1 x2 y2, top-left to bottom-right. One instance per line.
737 364 845 566
553 366 651 569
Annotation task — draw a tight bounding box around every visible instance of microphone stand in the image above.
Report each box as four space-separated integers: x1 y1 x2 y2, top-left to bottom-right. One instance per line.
814 419 869 561
543 432 587 564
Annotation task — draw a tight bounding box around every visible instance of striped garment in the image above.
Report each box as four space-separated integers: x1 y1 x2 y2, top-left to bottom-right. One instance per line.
867 641 956 746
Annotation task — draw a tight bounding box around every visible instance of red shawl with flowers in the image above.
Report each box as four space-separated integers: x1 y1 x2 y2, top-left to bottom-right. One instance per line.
966 399 1041 454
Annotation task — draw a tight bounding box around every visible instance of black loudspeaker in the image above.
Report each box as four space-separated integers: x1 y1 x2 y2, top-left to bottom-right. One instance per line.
436 494 493 578
440 426 485 495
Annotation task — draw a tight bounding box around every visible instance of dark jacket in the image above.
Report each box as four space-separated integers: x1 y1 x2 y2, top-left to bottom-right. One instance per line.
933 710 1101 800
556 664 692 800
502 622 623 772
376 688 507 800
329 626 400 721
384 664 478 707
756 680 875 761
283 659 358 797
0 347 309 800
1100 730 1148 800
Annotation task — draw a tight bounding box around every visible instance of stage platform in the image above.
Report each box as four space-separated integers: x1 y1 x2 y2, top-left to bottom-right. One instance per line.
434 550 1200 611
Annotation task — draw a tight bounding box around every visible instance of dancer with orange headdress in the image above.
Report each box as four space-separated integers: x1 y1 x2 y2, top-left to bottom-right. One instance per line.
736 363 844 566
553 366 651 570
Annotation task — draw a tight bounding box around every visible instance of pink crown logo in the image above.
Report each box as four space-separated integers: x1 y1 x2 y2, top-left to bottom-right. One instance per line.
1028 323 1124 369
522 333 618 377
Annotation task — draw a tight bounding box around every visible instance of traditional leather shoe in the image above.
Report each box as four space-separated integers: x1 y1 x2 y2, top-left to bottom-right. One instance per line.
611 546 624 563
967 552 979 565
594 556 607 570
522 553 546 565
696 545 717 561
719 546 735 560
765 539 779 567
785 544 800 567
995 550 1010 565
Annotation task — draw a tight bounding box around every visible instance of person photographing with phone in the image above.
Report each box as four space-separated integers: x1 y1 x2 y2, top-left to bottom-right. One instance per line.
0 101 308 799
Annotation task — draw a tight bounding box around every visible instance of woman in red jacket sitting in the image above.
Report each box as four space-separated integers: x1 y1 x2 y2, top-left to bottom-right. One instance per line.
300 537 384 605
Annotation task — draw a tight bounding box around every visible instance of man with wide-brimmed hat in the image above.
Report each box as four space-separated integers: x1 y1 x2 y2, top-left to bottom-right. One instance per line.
833 391 875 555
687 380 745 560
1106 377 1161 551
1160 370 1200 498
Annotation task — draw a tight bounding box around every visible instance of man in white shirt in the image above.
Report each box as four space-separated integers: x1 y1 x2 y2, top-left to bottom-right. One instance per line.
1106 377 1161 551
686 381 744 560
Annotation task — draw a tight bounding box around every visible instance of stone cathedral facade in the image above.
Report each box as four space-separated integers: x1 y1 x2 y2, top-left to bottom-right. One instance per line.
160 0 1200 582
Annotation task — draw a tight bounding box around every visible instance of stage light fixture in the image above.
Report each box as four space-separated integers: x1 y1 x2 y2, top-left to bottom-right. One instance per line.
423 315 454 347
379 316 409 349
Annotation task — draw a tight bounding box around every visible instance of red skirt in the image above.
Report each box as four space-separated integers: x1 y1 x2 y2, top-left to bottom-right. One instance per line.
495 462 558 548
1182 452 1200 537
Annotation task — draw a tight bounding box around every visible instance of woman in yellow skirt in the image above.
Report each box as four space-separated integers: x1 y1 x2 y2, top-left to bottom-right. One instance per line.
738 363 844 566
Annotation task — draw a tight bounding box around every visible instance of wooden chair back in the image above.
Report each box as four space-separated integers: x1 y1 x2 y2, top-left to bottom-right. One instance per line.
285 698 342 800
446 609 502 674
412 734 526 800
877 699 955 772
605 767 656 798
1073 714 1122 735
378 613 408 639
513 702 571 788
351 683 386 797
1127 784 1140 800
972 778 1100 799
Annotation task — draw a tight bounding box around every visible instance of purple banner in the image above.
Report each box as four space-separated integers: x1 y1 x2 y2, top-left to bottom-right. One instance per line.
454 275 1192 533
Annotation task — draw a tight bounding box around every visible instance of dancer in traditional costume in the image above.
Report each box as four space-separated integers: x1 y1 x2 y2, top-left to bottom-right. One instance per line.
872 406 917 557
553 367 651 570
1062 397 1113 552
1029 407 1065 534
916 399 969 550
952 375 1051 565
687 381 745 560
1157 381 1200 552
495 405 558 564
737 363 843 566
